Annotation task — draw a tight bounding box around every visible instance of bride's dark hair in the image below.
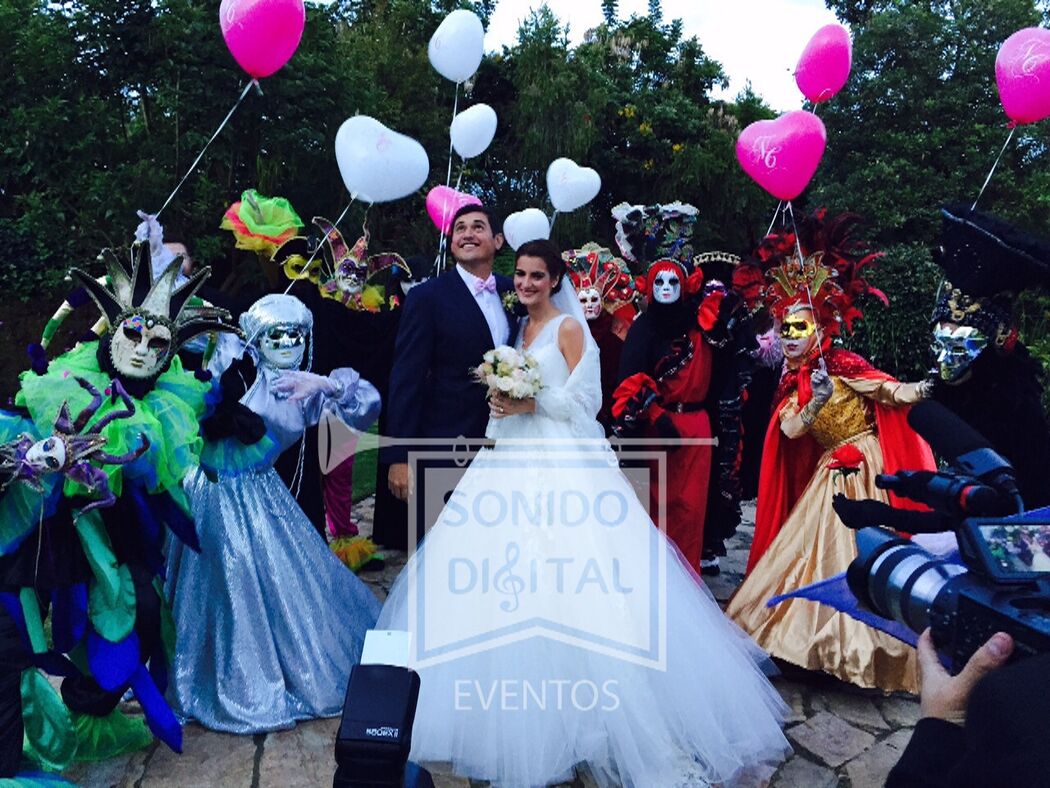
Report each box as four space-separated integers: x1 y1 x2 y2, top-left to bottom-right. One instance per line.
515 239 566 293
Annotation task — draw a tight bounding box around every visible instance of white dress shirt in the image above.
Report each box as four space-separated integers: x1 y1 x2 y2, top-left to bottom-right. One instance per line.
457 264 509 348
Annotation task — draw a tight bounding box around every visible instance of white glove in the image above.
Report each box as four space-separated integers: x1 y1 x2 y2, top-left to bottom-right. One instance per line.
135 211 165 256
271 371 341 402
810 363 834 405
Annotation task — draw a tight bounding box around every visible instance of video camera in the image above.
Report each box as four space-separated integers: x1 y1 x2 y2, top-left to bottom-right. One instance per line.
834 401 1050 672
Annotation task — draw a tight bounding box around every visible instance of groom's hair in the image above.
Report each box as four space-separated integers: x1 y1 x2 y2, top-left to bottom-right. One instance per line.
516 239 566 293
448 204 502 237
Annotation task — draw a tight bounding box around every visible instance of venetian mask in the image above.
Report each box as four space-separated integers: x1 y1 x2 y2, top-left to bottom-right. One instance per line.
578 287 603 320
109 313 173 380
779 308 819 362
652 271 681 305
932 323 988 383
25 436 67 473
257 325 307 370
334 258 368 297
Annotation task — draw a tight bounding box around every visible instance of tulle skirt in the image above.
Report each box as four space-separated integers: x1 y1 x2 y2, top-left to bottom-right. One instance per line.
378 432 791 787
165 466 380 733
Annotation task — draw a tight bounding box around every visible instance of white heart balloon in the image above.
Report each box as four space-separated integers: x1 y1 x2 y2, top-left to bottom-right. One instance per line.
503 208 551 251
546 158 601 213
335 116 430 204
450 103 497 159
428 9 484 84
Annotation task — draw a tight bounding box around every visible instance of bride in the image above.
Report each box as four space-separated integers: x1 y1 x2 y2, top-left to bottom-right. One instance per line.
377 239 790 787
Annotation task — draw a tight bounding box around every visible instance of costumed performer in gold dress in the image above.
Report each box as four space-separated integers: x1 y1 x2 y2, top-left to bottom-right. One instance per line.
726 212 936 692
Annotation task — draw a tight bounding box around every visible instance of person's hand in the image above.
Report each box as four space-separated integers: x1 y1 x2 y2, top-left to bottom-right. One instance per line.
271 371 340 402
916 628 1013 726
810 363 834 405
388 463 412 501
135 210 164 255
489 392 535 418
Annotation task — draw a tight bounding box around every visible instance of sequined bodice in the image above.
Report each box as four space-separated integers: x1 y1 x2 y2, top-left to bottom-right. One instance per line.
796 376 875 449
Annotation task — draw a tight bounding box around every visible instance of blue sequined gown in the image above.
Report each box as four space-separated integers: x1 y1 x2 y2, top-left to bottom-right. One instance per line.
165 338 382 733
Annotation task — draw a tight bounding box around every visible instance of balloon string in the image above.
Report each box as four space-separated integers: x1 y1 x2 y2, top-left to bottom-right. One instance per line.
156 79 256 219
549 211 559 234
436 85 462 274
435 159 467 275
445 84 460 190
971 126 1016 211
278 198 356 299
785 200 825 367
766 201 784 236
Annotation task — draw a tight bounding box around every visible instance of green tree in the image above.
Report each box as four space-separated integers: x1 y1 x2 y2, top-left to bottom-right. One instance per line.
813 0 1050 379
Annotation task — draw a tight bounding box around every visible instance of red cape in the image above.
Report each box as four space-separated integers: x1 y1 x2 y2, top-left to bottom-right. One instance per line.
747 349 936 573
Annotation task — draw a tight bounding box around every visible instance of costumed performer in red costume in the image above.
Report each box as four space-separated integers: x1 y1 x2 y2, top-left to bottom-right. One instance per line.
562 242 638 434
725 211 935 692
611 202 748 571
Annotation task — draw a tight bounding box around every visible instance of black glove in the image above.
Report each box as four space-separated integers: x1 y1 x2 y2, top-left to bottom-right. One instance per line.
652 411 679 442
832 493 954 534
201 353 266 445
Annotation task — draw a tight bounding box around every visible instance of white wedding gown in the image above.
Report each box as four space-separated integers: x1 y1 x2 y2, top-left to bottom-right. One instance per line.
377 307 791 787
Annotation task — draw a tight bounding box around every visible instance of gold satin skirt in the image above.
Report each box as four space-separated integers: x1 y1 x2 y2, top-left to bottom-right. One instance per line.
726 432 918 693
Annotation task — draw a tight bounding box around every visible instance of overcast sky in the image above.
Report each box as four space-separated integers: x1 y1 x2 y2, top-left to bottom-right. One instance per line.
309 1 842 111
483 0 842 111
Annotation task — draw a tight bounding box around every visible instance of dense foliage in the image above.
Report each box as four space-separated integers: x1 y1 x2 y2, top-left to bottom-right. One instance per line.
1 0 1049 388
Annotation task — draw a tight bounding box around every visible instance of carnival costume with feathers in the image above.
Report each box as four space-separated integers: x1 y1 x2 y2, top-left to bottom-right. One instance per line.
725 211 935 693
563 243 638 433
0 243 237 767
611 203 751 570
165 294 382 734
273 219 410 313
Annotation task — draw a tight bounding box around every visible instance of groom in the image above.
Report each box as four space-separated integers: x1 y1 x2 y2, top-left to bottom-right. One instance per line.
385 205 517 539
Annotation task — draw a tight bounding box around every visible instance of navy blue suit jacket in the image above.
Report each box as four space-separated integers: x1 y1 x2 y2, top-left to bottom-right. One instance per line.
385 269 517 464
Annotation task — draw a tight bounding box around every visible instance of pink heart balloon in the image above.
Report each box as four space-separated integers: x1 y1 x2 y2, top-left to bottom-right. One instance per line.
795 24 852 103
996 27 1050 125
220 0 306 79
426 186 482 235
736 111 827 201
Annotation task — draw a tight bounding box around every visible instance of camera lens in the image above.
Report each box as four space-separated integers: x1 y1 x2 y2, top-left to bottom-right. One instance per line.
848 528 967 634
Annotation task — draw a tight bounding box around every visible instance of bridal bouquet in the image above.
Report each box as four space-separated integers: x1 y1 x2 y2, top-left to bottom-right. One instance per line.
473 345 542 399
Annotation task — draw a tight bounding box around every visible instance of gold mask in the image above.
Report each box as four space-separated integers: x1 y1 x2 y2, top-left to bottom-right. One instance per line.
780 318 816 340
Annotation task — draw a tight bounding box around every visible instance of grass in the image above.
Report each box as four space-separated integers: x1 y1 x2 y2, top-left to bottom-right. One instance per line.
350 423 378 502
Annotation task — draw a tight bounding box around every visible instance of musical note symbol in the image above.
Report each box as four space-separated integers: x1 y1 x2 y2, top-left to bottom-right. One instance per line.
493 542 524 613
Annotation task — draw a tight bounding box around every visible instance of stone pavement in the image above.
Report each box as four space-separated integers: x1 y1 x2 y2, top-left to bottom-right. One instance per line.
69 501 920 787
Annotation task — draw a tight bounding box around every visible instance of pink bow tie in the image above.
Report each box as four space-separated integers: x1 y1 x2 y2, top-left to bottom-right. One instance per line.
474 275 497 295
